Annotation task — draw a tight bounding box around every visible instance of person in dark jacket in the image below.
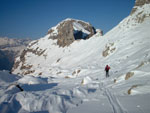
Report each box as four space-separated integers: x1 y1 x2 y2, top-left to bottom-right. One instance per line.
105 65 110 78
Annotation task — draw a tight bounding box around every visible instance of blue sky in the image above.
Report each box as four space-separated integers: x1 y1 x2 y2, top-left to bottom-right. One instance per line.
0 0 135 39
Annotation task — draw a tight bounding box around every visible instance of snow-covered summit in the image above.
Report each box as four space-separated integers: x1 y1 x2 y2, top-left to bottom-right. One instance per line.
47 18 99 47
48 18 91 32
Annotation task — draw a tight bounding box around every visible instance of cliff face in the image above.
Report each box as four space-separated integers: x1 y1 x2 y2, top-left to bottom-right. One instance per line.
47 18 97 47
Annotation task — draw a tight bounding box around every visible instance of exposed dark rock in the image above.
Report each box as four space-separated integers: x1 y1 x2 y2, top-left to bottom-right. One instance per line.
24 70 35 75
12 48 46 73
20 65 33 70
16 84 24 91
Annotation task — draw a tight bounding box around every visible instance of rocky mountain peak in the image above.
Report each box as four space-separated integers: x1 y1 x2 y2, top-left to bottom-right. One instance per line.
131 0 150 15
135 0 150 6
47 18 97 47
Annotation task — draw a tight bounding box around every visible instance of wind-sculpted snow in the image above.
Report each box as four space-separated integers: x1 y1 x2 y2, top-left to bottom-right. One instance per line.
0 71 101 113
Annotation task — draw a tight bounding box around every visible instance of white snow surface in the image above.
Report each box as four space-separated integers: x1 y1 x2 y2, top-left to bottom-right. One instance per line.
73 22 90 34
1 4 150 113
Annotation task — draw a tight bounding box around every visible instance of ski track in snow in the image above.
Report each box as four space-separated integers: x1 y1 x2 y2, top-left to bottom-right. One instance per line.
104 89 127 113
99 81 128 113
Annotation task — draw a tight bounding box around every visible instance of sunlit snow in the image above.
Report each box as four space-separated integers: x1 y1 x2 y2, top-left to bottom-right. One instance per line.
0 3 150 113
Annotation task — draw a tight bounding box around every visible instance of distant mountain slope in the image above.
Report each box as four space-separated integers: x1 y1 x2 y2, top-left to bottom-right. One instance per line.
0 37 31 70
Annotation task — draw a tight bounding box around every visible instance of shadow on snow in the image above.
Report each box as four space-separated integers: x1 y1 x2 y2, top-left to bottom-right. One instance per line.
21 83 58 92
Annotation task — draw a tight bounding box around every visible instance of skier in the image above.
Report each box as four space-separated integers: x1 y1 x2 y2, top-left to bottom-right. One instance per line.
105 65 110 78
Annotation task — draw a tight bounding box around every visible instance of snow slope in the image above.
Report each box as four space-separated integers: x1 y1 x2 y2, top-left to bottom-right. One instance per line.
1 1 150 113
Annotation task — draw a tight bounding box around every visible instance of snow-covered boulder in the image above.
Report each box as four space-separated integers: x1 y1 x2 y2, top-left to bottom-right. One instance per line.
81 76 92 85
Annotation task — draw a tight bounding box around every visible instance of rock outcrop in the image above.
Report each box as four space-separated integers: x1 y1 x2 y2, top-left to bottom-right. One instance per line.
131 0 150 15
47 18 97 47
135 0 150 6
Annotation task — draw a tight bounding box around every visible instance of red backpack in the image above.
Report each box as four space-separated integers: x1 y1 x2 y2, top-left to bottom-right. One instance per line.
105 65 110 71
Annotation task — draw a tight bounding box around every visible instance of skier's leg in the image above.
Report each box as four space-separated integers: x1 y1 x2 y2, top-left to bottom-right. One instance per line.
106 71 108 78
